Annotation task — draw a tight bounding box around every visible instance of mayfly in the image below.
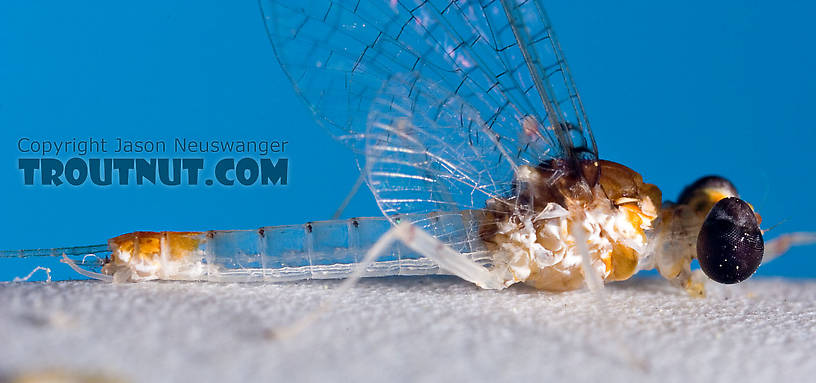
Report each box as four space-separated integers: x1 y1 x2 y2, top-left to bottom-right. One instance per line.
3 0 813 296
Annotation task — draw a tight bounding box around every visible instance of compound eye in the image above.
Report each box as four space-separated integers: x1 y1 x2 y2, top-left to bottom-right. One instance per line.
697 197 764 284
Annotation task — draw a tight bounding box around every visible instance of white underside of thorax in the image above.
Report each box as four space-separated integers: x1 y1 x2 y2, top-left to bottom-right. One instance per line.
489 202 653 290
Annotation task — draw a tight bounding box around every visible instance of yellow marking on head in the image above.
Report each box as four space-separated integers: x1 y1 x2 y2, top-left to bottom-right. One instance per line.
687 188 733 216
687 188 763 225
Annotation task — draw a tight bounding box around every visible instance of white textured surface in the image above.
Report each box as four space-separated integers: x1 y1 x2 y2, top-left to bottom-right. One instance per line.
0 277 815 382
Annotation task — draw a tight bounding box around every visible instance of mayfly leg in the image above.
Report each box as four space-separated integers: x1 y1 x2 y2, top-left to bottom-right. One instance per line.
573 221 603 292
761 232 816 264
268 221 504 339
392 223 504 290
571 221 649 372
331 172 366 220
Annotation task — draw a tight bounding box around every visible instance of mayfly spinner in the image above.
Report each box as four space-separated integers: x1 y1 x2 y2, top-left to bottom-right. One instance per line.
4 0 813 296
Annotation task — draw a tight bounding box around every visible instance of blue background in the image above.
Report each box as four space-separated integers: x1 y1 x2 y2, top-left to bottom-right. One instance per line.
0 1 813 280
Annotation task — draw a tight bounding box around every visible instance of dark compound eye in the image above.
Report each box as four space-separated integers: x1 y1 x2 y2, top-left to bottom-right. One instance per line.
678 175 738 205
697 197 764 284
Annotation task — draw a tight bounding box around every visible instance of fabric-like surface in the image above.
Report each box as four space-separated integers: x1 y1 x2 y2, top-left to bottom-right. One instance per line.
0 277 814 382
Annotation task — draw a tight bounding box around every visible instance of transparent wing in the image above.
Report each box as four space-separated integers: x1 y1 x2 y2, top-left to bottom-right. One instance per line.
485 0 598 179
259 0 597 170
364 72 520 252
260 0 599 248
365 72 517 216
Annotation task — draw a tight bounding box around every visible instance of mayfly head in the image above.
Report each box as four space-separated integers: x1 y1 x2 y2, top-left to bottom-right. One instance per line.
677 176 764 284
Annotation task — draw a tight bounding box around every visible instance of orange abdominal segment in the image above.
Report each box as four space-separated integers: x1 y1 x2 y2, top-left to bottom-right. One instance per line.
109 231 203 263
104 231 205 280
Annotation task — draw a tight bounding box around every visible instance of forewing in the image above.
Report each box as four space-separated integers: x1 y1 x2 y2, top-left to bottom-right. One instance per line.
261 0 592 160
485 0 599 179
259 0 599 221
